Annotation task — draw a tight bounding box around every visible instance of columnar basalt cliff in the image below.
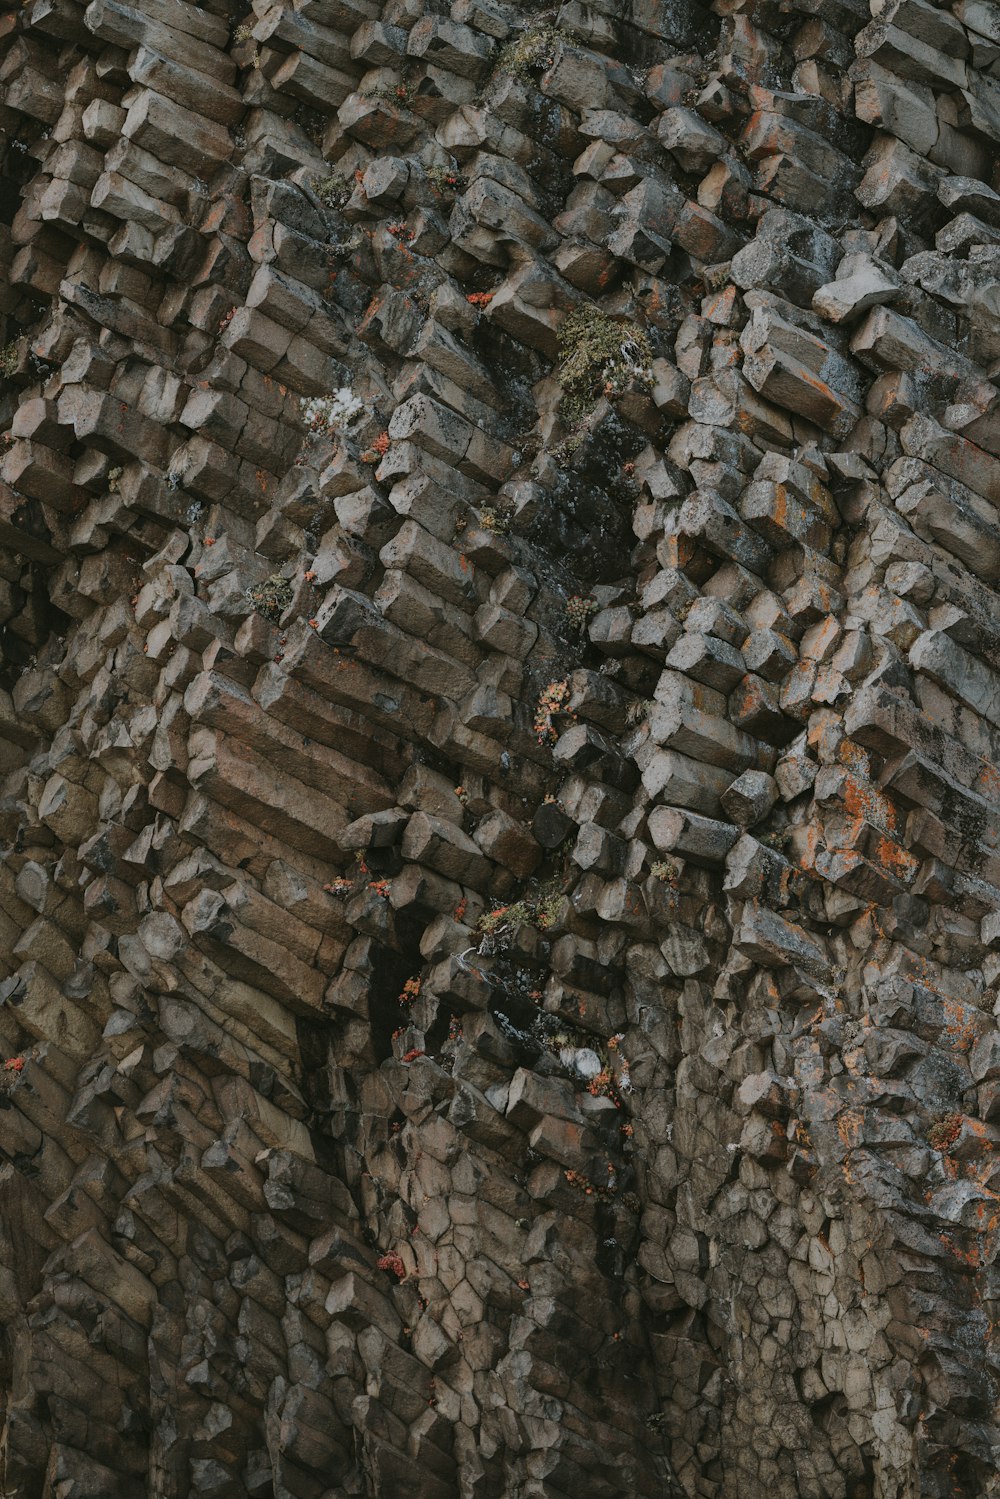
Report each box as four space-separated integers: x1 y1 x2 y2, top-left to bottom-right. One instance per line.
0 1 998 1496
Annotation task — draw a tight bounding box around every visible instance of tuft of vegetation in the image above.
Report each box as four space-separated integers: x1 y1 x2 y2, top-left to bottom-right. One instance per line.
495 25 569 80
360 430 390 464
476 885 564 953
399 977 421 1005
426 165 463 196
565 594 597 633
311 172 352 210
0 1057 24 1093
300 389 363 434
247 573 293 624
0 342 19 380
650 858 681 884
927 1113 963 1152
480 505 512 534
557 306 653 424
534 677 572 746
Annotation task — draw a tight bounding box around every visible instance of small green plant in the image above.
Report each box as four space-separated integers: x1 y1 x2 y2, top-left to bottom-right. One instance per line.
496 25 569 80
565 594 597 633
650 858 680 884
312 173 352 210
247 573 293 624
107 465 123 492
0 342 18 379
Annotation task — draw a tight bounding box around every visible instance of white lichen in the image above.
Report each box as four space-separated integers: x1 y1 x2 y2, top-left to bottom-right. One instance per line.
300 388 364 435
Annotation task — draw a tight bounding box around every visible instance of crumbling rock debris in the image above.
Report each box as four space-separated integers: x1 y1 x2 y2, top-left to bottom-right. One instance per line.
0 0 998 1497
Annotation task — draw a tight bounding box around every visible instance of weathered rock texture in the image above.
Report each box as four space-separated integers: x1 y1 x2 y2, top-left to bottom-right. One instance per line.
1 0 999 1495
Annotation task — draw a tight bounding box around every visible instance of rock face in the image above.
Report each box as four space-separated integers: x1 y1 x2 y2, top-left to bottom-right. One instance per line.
0 0 999 1496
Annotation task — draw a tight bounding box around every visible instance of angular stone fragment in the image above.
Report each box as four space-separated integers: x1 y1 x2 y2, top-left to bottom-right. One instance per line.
720 770 778 828
735 902 831 979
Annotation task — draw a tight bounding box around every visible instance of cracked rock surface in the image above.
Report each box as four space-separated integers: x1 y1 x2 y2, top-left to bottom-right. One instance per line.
0 0 999 1496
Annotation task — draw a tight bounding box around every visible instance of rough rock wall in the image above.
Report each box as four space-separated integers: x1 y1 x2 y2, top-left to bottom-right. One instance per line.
0 0 999 1496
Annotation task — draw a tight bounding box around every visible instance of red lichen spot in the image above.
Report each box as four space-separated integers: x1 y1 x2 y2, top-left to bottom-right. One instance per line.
466 291 493 307
377 1251 406 1280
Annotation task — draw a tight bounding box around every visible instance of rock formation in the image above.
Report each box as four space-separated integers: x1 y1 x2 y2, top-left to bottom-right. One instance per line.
0 0 999 1495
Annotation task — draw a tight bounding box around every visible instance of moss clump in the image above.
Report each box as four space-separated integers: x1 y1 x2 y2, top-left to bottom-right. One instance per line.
0 342 19 379
557 307 653 424
247 573 293 623
928 1113 963 1152
496 25 569 79
312 173 352 210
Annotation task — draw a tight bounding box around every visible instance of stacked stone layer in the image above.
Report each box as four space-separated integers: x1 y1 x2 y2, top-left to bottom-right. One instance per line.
0 0 999 1496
